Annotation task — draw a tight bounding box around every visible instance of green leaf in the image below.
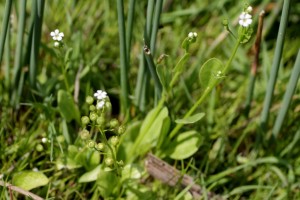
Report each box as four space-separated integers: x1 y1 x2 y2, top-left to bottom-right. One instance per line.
199 58 224 89
134 106 169 156
238 27 253 44
78 165 102 183
166 130 203 160
175 113 205 124
57 90 80 123
12 171 49 191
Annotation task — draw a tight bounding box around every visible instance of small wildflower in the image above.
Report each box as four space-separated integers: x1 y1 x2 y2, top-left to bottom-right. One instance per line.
94 90 107 100
50 29 64 41
239 12 252 27
41 137 48 143
188 32 197 40
54 41 59 47
96 101 105 109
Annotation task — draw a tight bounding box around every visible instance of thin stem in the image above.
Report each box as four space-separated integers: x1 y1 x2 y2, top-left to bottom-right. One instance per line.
169 41 240 139
260 0 291 130
116 0 129 119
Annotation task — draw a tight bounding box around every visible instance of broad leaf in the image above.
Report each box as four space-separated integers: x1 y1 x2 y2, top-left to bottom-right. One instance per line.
175 113 205 124
199 58 224 89
78 165 102 183
13 171 49 191
166 130 203 160
57 90 80 123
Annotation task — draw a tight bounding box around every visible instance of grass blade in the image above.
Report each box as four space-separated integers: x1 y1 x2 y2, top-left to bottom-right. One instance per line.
116 0 129 118
0 0 12 64
272 49 300 137
260 0 291 130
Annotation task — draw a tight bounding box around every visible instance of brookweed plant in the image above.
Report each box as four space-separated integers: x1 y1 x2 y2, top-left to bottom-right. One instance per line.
1 0 300 199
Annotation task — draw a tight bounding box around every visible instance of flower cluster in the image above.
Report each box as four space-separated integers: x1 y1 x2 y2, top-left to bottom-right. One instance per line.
94 90 108 109
79 90 126 172
239 6 253 27
187 32 198 42
50 29 64 47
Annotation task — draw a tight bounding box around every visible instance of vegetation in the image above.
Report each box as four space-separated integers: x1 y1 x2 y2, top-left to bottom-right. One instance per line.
1 0 300 199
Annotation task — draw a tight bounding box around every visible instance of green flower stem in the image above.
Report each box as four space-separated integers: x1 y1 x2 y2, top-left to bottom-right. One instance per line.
99 130 120 175
169 40 241 139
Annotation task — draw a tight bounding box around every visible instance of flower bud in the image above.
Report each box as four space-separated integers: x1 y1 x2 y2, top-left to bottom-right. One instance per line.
86 96 94 104
118 125 126 135
95 143 105 151
36 144 44 152
105 101 112 110
89 112 98 121
89 105 96 111
110 136 119 146
109 119 119 129
105 157 114 167
87 140 95 148
81 116 90 125
80 129 90 140
96 116 105 126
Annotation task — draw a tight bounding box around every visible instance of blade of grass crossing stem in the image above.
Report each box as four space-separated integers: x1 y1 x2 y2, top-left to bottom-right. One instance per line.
0 0 12 65
272 50 300 137
116 0 129 118
260 0 291 130
12 0 26 89
29 0 45 88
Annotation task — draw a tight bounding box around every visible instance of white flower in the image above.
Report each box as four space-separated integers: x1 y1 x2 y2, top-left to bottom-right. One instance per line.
94 90 107 100
239 12 252 27
42 137 48 143
96 101 105 109
50 29 64 41
188 32 197 39
33 168 39 172
246 6 253 13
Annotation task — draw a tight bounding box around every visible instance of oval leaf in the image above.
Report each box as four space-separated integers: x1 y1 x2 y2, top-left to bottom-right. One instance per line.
199 58 224 89
166 130 203 160
175 113 205 124
13 171 49 191
78 165 102 183
57 90 80 123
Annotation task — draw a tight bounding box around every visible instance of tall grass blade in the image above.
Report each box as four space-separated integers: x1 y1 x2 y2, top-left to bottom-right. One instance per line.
29 0 45 88
272 50 300 137
0 0 12 65
260 0 291 130
116 0 129 118
12 0 26 89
